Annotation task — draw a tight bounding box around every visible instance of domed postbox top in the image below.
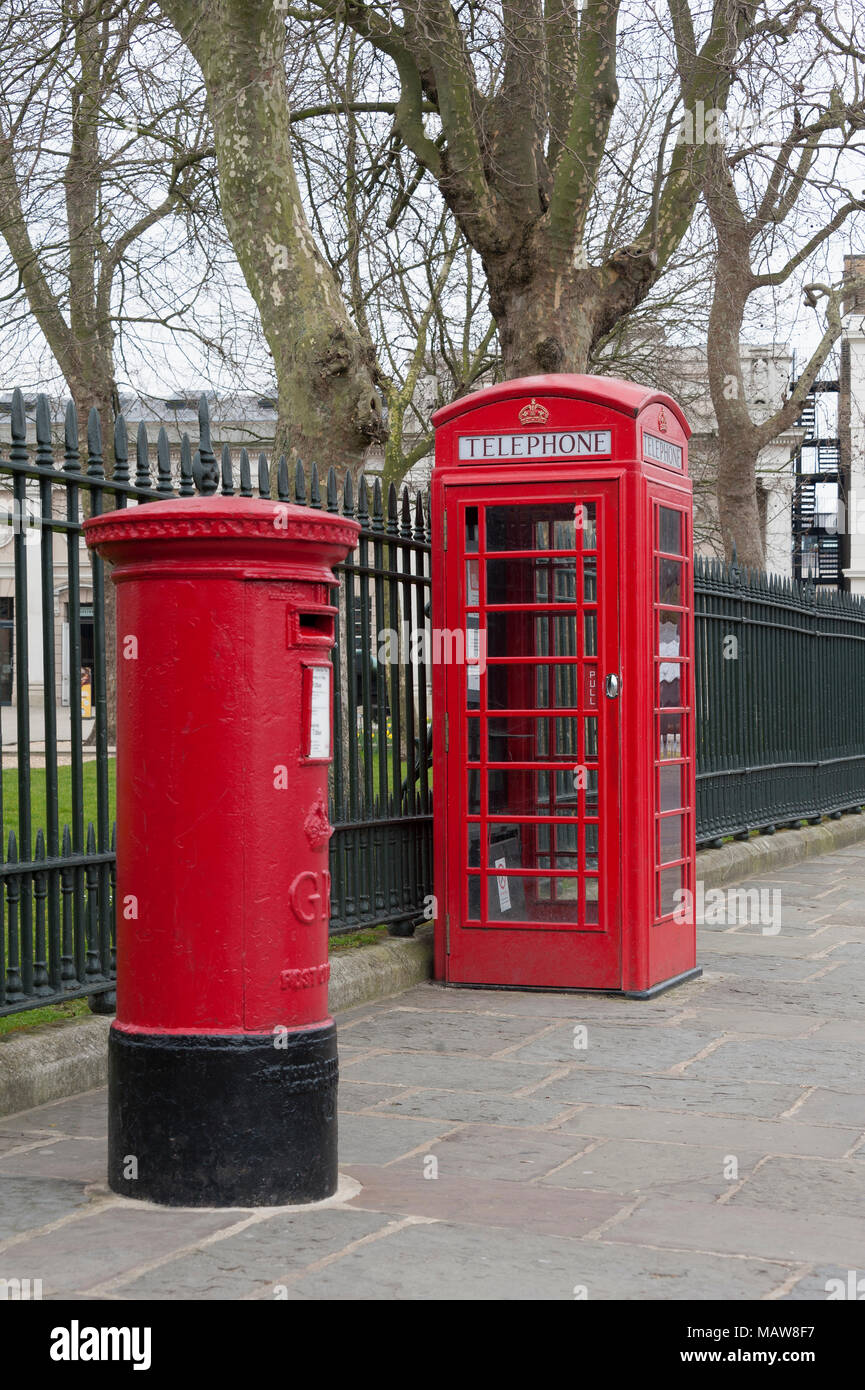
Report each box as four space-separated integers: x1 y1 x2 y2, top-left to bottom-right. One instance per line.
84 495 360 581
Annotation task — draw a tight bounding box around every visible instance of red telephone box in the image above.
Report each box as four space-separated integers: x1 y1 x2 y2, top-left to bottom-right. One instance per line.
431 375 700 997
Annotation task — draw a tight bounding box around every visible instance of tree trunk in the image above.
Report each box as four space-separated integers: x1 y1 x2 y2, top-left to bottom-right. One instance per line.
490 261 598 377
160 0 384 473
716 433 765 570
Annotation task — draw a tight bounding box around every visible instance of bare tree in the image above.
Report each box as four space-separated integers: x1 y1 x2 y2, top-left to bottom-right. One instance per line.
0 0 222 450
157 0 386 471
703 15 865 566
285 0 782 377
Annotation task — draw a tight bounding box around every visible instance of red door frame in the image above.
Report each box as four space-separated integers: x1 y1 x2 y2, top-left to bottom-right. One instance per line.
440 478 622 990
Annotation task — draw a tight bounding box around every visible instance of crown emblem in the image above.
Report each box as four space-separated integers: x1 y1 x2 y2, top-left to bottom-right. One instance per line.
657 407 668 433
518 398 549 425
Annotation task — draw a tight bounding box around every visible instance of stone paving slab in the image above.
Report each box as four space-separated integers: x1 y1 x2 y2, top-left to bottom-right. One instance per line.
555 1105 861 1158
2 848 865 1300
269 1218 793 1301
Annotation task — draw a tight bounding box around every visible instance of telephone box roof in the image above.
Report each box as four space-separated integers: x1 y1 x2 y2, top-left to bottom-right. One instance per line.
431 374 691 438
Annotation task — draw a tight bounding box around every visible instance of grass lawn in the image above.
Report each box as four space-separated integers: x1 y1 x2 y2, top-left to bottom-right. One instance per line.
0 997 90 1036
1 758 116 849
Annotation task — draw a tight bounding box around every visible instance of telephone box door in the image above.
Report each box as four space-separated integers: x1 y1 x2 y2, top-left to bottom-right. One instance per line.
443 481 621 989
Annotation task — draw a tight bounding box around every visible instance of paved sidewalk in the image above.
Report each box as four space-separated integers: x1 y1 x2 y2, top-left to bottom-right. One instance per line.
2 845 865 1300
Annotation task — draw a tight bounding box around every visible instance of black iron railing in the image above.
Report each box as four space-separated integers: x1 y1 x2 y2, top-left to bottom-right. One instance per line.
0 389 431 1016
694 555 865 845
2 385 865 1017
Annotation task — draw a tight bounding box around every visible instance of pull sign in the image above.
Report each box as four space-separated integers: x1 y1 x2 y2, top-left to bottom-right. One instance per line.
308 666 331 759
584 666 598 709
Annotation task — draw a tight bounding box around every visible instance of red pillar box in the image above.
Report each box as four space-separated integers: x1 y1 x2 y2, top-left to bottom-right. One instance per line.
85 496 358 1206
431 375 701 998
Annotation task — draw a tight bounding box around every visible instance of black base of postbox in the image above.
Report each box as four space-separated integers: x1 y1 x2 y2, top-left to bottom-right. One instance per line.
107 1021 338 1207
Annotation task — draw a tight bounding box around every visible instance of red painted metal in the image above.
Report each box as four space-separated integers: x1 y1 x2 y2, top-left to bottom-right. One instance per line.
431 375 696 993
84 497 359 1035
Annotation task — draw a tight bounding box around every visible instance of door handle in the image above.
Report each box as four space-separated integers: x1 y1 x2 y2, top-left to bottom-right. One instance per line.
605 673 620 699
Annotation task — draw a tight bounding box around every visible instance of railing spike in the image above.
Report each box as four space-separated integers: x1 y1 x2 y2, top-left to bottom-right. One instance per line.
239 447 252 497
156 427 173 495
35 394 53 467
277 455 290 502
64 400 80 471
221 442 234 496
196 394 218 494
179 434 195 496
113 413 129 483
135 421 150 489
258 452 271 499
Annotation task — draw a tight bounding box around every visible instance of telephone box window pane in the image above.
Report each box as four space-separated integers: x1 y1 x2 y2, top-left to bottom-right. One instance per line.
534 615 551 656
659 713 682 759
659 764 682 811
487 824 524 870
467 874 481 921
537 876 580 903
552 768 581 814
468 824 481 867
552 614 577 656
546 664 578 709
465 507 479 552
577 502 596 549
585 877 599 924
487 870 528 920
659 864 683 917
659 610 682 657
487 612 514 658
553 559 577 601
585 822 599 871
487 557 545 603
584 716 598 759
488 611 550 658
467 717 480 762
555 717 579 758
584 611 597 657
487 767 577 816
658 558 682 606
553 822 579 861
659 662 682 708
488 769 547 816
487 874 580 921
487 664 542 710
583 557 597 601
658 507 683 555
487 503 576 551
586 768 599 810
660 814 683 864
467 769 481 814
465 559 479 607
488 663 579 711
487 716 579 762
486 557 577 605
